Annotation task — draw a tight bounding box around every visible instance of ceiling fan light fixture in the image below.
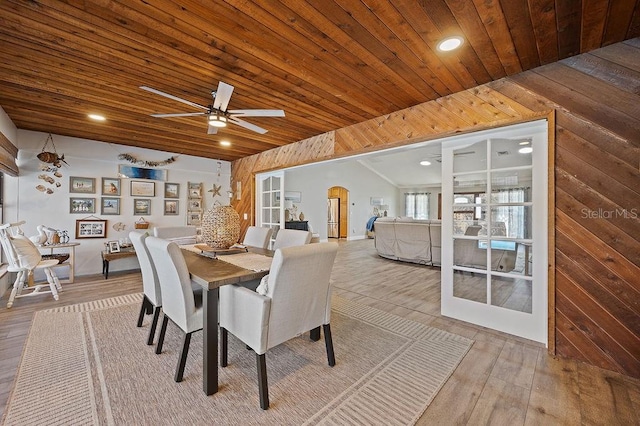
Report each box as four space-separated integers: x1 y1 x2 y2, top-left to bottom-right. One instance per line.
437 36 464 52
208 114 227 127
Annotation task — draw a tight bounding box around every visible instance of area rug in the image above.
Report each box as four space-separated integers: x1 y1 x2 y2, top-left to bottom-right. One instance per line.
2 294 473 425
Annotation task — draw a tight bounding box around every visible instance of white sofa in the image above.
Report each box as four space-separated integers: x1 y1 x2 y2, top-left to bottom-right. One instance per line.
374 218 441 266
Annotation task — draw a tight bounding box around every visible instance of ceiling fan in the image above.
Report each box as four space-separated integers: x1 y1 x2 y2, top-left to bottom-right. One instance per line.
140 82 285 135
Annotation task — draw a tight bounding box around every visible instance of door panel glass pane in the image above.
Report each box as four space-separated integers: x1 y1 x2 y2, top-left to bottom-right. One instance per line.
271 209 280 223
453 270 487 303
261 209 270 223
453 140 487 173
491 275 532 313
271 192 280 207
513 242 533 277
454 173 487 195
491 206 532 239
486 239 518 273
262 192 271 207
491 170 532 201
262 178 271 192
491 139 533 169
454 238 488 269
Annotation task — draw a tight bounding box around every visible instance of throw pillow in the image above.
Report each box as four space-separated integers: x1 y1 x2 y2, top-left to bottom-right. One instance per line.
11 234 42 270
256 274 269 295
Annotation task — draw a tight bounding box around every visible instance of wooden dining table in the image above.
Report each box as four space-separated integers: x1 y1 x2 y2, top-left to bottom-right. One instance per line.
182 246 272 396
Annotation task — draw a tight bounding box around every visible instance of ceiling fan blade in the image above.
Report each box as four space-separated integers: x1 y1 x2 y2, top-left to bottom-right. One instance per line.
207 124 219 135
212 82 234 111
151 112 207 118
140 86 208 111
229 117 268 134
228 109 285 117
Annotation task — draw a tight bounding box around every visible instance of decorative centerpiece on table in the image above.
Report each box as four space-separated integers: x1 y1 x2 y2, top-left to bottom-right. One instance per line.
201 205 240 249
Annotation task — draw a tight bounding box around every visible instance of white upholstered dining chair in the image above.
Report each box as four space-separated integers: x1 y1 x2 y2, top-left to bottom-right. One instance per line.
219 242 339 409
0 221 61 308
130 231 163 346
145 236 203 382
272 228 312 250
242 226 273 249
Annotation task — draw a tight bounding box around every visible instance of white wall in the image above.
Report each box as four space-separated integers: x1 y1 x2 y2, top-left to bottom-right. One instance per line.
0 106 18 144
283 160 398 240
5 130 231 277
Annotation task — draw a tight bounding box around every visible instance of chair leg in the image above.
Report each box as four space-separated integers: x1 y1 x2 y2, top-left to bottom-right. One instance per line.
323 324 336 367
147 306 161 345
256 353 269 410
43 268 59 301
155 314 169 354
137 296 150 327
174 332 192 382
220 327 228 367
6 272 24 308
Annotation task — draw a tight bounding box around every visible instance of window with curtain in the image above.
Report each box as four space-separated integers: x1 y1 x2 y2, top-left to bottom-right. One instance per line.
491 187 530 238
404 192 430 219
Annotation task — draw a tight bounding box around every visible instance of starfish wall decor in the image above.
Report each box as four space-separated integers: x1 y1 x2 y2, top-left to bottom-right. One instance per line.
208 184 222 197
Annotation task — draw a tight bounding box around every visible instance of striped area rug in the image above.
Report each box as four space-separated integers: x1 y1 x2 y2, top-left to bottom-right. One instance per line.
2 294 473 425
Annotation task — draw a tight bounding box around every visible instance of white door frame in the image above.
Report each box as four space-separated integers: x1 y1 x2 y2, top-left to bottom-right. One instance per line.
441 120 549 344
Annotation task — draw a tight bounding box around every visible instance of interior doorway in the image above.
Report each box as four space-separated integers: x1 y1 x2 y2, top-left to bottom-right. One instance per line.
327 186 348 239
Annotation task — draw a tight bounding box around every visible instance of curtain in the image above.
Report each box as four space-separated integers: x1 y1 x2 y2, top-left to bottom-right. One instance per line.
404 192 430 219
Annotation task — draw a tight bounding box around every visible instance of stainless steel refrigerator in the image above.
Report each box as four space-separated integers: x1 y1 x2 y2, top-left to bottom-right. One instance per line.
327 198 339 238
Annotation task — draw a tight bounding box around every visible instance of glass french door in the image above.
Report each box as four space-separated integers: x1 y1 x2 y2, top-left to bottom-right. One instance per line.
441 120 548 344
256 171 284 247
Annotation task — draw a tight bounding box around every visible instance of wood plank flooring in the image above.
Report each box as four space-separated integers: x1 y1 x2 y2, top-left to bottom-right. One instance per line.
1 239 638 424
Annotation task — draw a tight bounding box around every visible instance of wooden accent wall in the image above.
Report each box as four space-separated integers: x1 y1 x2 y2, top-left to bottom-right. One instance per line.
232 39 640 378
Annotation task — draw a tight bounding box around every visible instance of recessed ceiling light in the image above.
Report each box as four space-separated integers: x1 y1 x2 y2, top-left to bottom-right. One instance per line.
220 140 231 147
437 36 464 52
518 147 533 154
519 141 530 145
88 114 106 121
419 160 431 166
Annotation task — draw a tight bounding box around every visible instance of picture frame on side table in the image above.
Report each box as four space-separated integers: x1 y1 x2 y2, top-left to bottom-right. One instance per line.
70 197 96 214
133 198 151 215
164 200 179 215
75 219 107 239
102 178 121 195
70 176 96 194
130 180 155 197
108 240 120 253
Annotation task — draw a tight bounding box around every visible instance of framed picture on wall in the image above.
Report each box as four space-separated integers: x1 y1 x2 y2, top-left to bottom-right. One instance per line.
130 180 155 197
164 182 180 198
188 182 202 198
75 219 107 239
133 198 151 215
101 197 120 215
102 178 121 195
164 200 179 215
70 197 96 214
188 199 202 211
70 177 96 194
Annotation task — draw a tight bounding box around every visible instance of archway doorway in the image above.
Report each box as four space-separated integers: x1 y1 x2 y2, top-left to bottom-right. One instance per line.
327 186 348 239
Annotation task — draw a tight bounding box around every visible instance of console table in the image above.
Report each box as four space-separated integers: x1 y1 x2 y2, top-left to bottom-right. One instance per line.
101 247 137 279
285 220 308 231
38 242 80 284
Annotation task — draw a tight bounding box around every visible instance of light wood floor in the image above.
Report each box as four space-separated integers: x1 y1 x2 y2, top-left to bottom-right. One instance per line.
1 239 638 424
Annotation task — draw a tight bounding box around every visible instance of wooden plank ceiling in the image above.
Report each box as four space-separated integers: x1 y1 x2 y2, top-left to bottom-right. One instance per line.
0 0 639 161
